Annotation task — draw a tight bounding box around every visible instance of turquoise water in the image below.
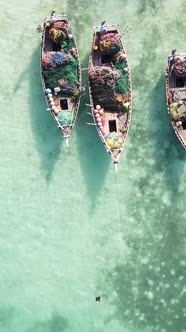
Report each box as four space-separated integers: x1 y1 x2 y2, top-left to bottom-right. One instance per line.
0 0 185 331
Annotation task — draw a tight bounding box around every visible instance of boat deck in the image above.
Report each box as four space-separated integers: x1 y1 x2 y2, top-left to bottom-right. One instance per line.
89 25 132 163
52 94 75 113
103 111 128 135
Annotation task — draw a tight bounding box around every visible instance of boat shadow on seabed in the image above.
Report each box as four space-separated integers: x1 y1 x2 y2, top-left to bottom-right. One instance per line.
14 46 62 182
75 55 110 212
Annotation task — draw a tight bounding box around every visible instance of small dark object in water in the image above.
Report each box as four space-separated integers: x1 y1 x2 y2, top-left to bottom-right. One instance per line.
51 10 55 16
96 296 101 302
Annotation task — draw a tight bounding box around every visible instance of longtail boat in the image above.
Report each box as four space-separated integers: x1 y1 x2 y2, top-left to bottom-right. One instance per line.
88 22 132 169
165 50 186 148
40 12 81 145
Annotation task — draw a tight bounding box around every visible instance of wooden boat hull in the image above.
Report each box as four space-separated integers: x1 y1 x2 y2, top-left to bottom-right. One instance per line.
165 52 186 148
88 24 132 164
40 14 82 141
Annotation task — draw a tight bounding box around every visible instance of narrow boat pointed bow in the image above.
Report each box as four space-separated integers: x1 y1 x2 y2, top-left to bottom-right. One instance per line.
40 13 82 140
88 22 132 166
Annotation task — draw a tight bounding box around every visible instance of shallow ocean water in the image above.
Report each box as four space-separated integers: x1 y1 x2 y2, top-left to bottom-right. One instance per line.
0 0 185 331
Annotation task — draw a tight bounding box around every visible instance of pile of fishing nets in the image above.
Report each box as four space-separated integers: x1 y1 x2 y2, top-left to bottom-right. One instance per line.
89 59 129 111
89 66 119 86
48 20 75 50
53 20 69 33
42 56 79 94
90 84 117 110
58 79 78 95
99 33 122 54
49 27 67 43
170 101 186 120
49 20 69 43
42 50 70 68
174 59 186 77
104 132 123 149
57 110 74 126
114 59 129 95
89 66 118 110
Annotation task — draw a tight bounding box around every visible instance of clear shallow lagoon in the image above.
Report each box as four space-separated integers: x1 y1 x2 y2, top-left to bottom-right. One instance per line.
0 0 185 331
